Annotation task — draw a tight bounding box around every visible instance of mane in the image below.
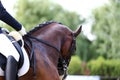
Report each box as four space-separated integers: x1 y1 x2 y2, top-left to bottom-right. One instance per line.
28 21 62 34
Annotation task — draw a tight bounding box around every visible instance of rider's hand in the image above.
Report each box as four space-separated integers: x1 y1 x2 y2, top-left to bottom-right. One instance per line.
18 26 27 36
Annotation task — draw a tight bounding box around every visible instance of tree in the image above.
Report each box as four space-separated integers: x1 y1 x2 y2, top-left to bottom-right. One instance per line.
92 0 120 59
15 0 84 31
76 33 98 62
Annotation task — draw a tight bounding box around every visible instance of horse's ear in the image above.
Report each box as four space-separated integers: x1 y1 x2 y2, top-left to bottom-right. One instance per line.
74 25 82 37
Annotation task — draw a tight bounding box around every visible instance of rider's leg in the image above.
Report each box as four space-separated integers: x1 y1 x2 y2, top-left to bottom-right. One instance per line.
5 55 18 80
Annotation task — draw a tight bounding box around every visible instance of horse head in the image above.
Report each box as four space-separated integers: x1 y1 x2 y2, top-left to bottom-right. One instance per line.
58 25 82 79
23 21 82 80
61 25 82 59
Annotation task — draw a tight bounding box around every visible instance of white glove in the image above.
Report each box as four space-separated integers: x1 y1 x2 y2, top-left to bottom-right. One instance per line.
9 31 24 47
18 26 27 36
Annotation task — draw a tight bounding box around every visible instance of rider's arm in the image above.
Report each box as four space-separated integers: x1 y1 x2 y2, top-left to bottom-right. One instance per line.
0 1 26 36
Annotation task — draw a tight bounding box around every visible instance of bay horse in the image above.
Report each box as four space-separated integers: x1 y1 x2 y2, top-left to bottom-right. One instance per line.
0 21 82 80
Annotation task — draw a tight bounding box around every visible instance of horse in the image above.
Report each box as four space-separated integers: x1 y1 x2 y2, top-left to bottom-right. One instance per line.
0 21 82 80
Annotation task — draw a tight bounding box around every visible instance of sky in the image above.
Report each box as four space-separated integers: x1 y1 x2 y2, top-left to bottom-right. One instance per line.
1 0 109 40
52 0 109 18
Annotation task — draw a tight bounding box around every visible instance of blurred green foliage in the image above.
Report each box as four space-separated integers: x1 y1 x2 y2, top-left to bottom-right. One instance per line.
15 0 84 31
68 0 120 76
92 0 120 59
68 56 83 75
69 56 120 77
76 34 98 61
87 56 120 77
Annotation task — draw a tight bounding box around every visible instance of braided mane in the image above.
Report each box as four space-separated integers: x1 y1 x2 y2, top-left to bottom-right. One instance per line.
28 21 62 34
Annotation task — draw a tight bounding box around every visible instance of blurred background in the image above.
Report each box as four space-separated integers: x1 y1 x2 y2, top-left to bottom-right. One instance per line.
1 0 120 80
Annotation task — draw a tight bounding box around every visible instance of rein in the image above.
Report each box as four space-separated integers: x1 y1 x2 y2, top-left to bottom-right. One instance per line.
26 34 60 53
24 35 36 79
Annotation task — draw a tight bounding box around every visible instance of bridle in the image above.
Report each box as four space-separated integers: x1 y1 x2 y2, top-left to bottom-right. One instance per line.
23 33 76 80
57 33 76 79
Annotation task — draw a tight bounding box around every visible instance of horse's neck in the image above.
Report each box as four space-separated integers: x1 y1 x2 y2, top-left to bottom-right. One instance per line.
35 34 62 58
37 32 63 51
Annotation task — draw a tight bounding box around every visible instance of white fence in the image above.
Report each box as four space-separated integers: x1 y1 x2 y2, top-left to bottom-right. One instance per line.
66 75 100 80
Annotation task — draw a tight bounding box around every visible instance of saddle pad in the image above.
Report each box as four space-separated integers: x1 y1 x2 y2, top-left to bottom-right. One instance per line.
0 34 30 76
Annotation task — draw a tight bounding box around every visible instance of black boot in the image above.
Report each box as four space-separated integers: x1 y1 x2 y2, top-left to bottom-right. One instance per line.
5 56 18 80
